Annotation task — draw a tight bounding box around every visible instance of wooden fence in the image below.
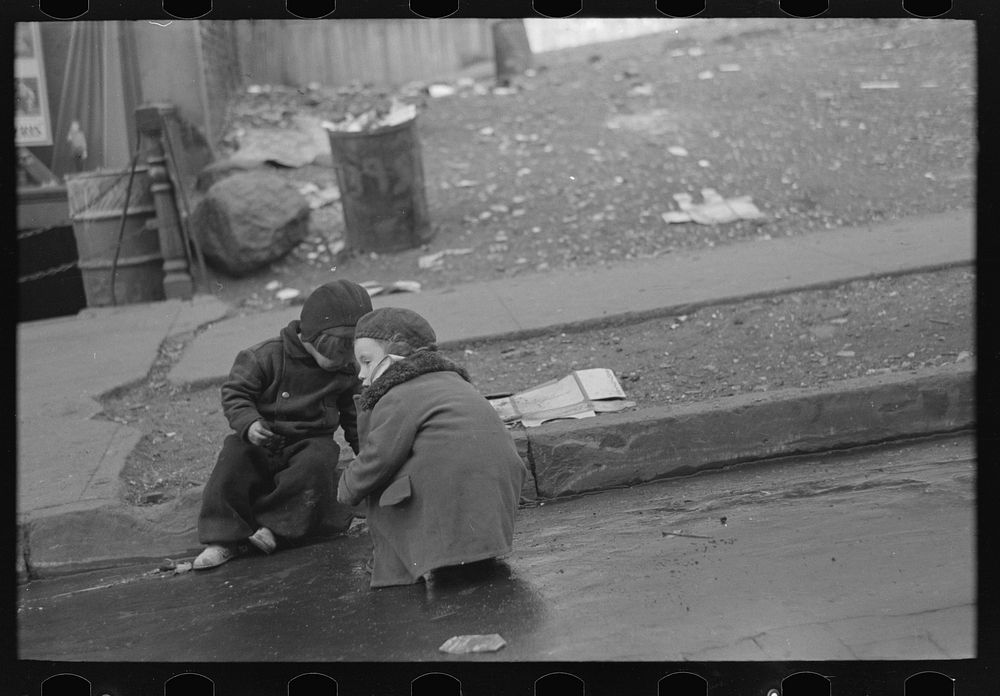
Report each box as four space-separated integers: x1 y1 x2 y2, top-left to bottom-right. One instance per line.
234 19 496 89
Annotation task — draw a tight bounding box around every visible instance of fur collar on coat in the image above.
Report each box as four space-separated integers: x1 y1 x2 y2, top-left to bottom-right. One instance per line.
359 349 472 410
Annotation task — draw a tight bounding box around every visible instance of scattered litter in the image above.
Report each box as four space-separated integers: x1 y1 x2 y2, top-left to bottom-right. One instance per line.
516 167 532 177
829 318 848 324
322 100 417 133
687 46 705 57
455 179 480 188
835 350 856 358
955 351 971 363
265 280 282 291
629 82 654 97
298 183 341 209
489 368 635 428
698 70 715 80
493 86 517 96
669 49 687 58
718 64 742 72
924 172 936 180
276 288 301 301
439 634 507 654
478 126 495 136
427 84 456 98
173 562 192 575
662 189 764 225
360 280 422 297
698 159 711 168
247 84 264 94
418 248 473 270
860 81 900 90
668 146 689 157
159 559 177 572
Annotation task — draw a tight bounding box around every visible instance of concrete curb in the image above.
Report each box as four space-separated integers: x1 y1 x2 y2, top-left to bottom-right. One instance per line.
19 363 974 580
520 362 974 498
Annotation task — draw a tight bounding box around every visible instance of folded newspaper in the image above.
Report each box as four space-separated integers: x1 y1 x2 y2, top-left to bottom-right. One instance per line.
487 368 636 428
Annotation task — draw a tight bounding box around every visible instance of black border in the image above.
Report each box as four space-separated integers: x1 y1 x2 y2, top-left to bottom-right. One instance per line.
5 0 997 693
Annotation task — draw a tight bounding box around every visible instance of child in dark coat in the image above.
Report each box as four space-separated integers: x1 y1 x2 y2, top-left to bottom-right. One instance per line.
338 308 527 588
194 280 373 570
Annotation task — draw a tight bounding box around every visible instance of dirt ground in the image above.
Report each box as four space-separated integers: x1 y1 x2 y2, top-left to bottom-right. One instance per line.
202 18 973 314
104 266 974 506
99 18 975 506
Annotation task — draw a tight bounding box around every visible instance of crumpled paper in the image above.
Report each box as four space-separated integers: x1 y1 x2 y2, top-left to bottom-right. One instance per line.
439 633 507 654
662 189 765 225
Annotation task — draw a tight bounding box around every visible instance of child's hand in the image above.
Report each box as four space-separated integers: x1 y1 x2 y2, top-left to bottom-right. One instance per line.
248 420 278 448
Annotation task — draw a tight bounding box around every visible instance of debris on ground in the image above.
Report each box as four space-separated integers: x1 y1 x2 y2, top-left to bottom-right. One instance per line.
322 100 418 133
428 84 457 98
439 633 507 654
418 248 473 270
359 280 422 297
297 182 341 209
488 368 635 427
860 81 901 89
662 189 765 225
275 288 301 301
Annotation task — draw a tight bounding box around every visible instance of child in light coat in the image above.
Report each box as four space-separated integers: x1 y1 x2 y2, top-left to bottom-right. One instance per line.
338 307 527 588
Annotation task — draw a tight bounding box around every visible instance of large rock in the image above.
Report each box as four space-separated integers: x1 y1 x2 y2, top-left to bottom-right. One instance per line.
191 171 310 277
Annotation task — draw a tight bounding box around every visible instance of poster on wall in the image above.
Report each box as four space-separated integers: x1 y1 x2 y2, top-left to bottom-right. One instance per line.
15 22 53 147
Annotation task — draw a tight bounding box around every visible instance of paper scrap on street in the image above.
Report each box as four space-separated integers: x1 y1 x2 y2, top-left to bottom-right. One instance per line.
662 188 764 225
439 633 507 654
489 368 636 427
418 248 473 269
860 81 900 90
360 280 422 297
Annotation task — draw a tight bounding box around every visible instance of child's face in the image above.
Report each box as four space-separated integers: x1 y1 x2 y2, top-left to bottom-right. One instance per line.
355 337 388 387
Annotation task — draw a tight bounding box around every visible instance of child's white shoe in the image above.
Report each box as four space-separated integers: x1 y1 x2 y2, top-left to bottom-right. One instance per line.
193 544 244 570
248 526 277 555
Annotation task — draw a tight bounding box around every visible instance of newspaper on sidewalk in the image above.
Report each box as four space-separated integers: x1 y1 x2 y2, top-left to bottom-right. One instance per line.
488 368 636 427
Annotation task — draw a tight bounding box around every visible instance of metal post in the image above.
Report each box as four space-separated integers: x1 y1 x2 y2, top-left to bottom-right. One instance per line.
136 103 193 300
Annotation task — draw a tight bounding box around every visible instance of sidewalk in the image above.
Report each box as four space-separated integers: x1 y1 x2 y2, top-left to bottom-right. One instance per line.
15 208 975 579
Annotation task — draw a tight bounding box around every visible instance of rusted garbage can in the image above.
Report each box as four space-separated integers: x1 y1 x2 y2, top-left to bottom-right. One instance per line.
325 117 433 254
65 167 165 307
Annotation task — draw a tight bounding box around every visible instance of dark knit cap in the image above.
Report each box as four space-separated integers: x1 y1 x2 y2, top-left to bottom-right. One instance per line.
299 280 373 342
354 307 437 356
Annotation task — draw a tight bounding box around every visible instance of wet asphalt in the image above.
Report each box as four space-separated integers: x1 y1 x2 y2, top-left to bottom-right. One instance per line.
17 433 974 662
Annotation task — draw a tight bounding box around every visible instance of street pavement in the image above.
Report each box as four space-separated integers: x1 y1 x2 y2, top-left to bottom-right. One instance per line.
16 434 974 662
15 208 975 578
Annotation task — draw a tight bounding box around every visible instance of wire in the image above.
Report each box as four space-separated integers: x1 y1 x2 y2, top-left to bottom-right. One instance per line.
110 127 143 307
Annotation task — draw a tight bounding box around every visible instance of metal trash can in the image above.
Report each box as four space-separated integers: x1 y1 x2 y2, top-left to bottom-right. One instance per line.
325 118 433 254
65 167 164 307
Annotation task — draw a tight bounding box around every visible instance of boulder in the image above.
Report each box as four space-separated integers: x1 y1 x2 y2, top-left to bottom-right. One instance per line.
191 171 310 277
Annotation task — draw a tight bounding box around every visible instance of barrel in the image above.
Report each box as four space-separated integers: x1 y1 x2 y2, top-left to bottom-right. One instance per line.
65 167 164 307
325 117 434 254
